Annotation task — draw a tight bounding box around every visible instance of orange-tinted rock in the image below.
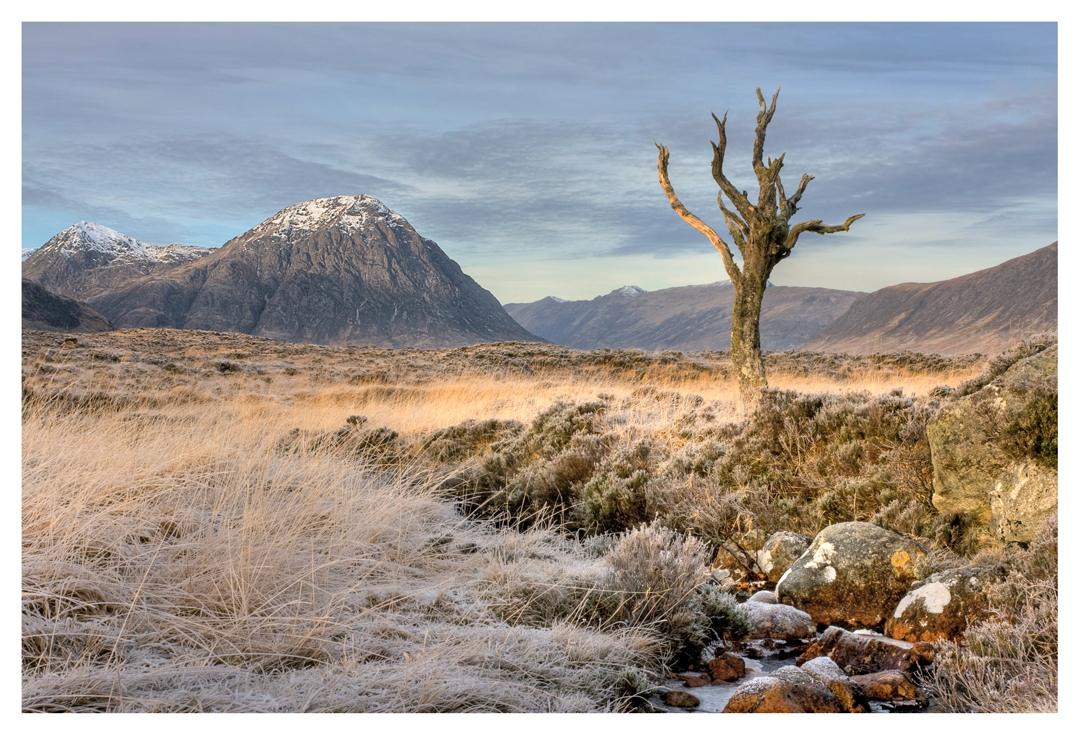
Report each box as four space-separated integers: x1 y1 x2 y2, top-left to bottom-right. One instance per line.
664 690 700 708
775 522 926 628
800 656 871 713
722 673 844 713
798 627 928 675
681 673 711 688
850 670 920 701
709 652 747 681
885 566 1001 643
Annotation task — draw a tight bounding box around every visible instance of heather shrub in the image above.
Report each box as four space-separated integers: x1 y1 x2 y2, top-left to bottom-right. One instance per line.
599 522 714 667
925 515 1057 712
576 440 655 534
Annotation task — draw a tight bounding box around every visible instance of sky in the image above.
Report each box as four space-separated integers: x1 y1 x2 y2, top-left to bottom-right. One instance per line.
21 22 1058 303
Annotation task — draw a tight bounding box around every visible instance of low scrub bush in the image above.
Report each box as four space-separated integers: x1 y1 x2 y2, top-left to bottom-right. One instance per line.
924 515 1057 712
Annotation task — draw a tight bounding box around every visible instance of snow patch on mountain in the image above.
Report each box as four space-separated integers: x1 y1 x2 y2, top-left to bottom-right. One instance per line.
261 195 410 235
22 248 37 262
610 285 647 298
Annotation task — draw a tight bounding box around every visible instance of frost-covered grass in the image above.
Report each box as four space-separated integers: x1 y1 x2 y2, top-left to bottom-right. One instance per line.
22 396 669 712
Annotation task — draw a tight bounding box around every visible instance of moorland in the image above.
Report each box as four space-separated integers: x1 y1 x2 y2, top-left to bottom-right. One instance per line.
22 328 1057 712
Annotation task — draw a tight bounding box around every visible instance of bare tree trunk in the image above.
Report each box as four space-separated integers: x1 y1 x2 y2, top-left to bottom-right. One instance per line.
731 268 767 407
656 88 864 410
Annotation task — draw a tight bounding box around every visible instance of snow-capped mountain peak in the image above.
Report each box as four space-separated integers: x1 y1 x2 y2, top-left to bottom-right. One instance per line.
31 222 211 266
58 221 152 259
259 194 410 235
610 285 647 298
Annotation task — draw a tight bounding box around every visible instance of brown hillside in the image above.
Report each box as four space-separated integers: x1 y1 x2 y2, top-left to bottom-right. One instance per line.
805 243 1057 355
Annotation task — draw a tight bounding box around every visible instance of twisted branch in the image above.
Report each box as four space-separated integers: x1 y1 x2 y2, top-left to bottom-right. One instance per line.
785 213 866 251
656 142 742 284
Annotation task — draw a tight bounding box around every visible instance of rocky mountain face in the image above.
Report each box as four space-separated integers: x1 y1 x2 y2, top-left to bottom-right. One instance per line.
504 282 864 351
805 243 1057 355
28 197 538 348
22 222 212 301
22 279 113 333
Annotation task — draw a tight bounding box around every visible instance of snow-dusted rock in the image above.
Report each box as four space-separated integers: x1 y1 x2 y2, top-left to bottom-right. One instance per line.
721 669 844 713
742 601 815 640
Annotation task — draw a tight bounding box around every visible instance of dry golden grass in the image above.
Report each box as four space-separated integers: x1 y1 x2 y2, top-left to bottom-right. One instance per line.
20 328 992 712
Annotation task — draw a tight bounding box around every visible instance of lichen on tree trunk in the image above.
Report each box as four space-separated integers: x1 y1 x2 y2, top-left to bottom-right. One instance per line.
656 87 864 410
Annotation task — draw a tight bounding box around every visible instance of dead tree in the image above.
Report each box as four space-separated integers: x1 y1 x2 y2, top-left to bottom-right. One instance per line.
656 88 864 410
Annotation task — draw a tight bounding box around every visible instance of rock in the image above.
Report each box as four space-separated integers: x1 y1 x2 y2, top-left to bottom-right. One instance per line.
742 601 815 640
757 531 811 583
800 656 871 713
885 565 1002 643
680 673 711 688
663 690 699 708
708 652 746 681
721 671 844 713
774 522 925 628
797 626 929 675
746 590 778 604
850 670 919 701
990 461 1058 543
928 345 1057 526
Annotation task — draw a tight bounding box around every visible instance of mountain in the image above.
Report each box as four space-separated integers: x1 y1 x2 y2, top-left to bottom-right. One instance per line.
805 243 1057 355
22 222 212 301
35 196 539 348
22 279 113 333
504 281 864 351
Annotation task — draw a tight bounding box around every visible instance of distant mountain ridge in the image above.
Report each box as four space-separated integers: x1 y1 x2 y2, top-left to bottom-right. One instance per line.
24 196 540 348
505 280 863 351
23 222 212 301
804 242 1057 355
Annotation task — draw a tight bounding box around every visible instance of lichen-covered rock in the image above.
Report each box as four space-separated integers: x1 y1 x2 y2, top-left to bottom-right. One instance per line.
746 590 778 604
928 345 1057 524
797 627 929 675
885 565 1001 643
708 652 746 681
774 522 925 628
663 690 700 708
850 670 919 701
742 601 815 640
990 461 1058 543
800 656 871 713
721 670 844 713
757 531 811 583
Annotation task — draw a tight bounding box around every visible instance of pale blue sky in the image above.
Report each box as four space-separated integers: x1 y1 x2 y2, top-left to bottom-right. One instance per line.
22 22 1057 302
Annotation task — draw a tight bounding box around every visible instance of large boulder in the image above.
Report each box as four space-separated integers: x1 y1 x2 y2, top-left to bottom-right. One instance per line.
798 627 930 675
742 601 815 640
885 565 1002 643
757 531 811 583
722 667 844 713
990 461 1058 543
928 345 1057 527
774 522 925 628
